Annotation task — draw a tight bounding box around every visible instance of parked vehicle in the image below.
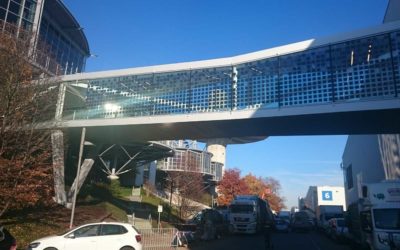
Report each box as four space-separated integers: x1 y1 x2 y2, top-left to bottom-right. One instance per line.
188 208 227 240
291 211 313 232
0 225 17 250
274 219 290 233
326 218 349 241
229 195 273 234
346 180 400 250
277 210 291 224
27 222 142 250
317 205 344 232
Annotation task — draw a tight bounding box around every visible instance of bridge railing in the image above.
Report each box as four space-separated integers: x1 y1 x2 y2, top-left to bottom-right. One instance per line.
61 29 400 121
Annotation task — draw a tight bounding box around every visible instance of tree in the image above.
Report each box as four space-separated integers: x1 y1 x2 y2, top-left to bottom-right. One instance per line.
167 171 204 219
0 28 58 217
262 177 286 212
242 173 265 197
216 168 249 206
164 150 207 220
242 174 286 212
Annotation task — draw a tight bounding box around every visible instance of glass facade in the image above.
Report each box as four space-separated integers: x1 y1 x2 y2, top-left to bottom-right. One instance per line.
211 161 223 181
156 140 223 180
0 0 87 74
64 30 400 120
0 0 36 30
37 16 86 74
157 148 213 175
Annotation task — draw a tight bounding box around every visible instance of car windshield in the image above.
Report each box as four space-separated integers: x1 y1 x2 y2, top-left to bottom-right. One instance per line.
230 204 254 213
373 208 400 230
57 228 74 236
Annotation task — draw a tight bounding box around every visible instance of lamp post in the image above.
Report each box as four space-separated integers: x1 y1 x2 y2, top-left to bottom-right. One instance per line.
69 127 86 229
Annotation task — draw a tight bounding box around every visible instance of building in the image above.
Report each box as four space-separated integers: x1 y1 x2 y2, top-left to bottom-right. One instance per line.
304 186 346 213
298 197 305 210
0 0 90 75
341 134 400 208
156 140 223 182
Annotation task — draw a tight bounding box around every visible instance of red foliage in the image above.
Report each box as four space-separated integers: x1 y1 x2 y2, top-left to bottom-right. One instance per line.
216 168 249 206
217 170 286 211
0 32 57 217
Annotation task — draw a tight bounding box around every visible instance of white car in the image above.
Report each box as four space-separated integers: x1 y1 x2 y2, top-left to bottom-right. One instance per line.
27 222 142 250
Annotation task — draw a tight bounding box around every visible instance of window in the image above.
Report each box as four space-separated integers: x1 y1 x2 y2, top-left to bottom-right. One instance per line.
0 0 8 8
71 225 100 238
230 204 254 214
346 164 353 189
100 225 127 236
373 208 400 230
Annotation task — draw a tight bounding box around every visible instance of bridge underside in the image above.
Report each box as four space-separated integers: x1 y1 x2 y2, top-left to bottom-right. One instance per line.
65 107 400 144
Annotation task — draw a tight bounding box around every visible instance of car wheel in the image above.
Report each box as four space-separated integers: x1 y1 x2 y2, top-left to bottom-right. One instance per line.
120 246 135 250
44 248 58 250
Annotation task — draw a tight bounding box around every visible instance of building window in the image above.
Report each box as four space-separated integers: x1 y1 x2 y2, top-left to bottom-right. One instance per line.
346 164 353 189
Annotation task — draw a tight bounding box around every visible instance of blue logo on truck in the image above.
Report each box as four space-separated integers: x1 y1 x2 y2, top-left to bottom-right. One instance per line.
322 191 333 201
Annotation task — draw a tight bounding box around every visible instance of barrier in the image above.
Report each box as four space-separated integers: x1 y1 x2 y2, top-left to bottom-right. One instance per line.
140 228 193 250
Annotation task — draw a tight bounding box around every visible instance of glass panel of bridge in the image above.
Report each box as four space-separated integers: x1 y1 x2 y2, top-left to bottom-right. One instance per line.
331 33 396 102
85 75 155 119
190 67 232 113
279 46 331 107
62 80 89 120
236 57 279 110
391 31 400 96
152 71 191 115
203 152 211 174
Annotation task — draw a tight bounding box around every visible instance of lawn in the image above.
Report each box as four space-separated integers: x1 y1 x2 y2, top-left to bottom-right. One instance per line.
0 201 127 250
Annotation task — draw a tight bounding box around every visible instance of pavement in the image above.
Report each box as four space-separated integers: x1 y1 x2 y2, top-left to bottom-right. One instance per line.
188 230 353 250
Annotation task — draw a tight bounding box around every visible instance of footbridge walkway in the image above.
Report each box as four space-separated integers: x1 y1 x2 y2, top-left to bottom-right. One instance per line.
52 21 400 142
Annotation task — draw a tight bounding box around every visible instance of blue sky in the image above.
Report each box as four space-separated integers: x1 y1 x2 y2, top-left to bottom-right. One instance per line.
64 0 388 208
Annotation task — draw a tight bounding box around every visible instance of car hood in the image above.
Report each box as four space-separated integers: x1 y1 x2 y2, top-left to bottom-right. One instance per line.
32 235 62 242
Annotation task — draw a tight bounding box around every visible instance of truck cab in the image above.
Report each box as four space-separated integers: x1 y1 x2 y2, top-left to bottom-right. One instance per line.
229 198 259 234
228 195 272 234
357 181 400 250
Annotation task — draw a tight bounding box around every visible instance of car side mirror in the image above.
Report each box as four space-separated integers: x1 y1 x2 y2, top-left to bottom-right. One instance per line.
66 233 75 239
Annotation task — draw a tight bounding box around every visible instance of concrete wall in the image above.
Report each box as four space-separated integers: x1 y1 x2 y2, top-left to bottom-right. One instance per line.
341 134 400 208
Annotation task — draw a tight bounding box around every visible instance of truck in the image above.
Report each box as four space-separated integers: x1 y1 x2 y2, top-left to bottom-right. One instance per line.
317 205 344 231
346 180 400 250
228 195 273 234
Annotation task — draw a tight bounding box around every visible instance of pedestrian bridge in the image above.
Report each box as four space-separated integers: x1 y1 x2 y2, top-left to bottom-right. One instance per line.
57 21 400 142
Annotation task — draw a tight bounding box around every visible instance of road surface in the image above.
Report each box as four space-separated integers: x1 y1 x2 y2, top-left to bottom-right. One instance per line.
188 231 352 250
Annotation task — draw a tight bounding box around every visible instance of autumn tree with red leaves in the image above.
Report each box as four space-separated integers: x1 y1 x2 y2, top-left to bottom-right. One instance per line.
243 174 286 212
216 168 249 206
0 28 59 217
217 170 286 212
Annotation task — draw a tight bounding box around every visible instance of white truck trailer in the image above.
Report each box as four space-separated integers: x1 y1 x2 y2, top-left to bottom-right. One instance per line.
228 195 273 234
346 180 400 250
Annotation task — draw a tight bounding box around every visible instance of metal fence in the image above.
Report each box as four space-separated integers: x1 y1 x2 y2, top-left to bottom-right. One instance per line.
140 228 188 250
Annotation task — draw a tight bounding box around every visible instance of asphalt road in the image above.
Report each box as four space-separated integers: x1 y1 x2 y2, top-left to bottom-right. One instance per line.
188 231 352 250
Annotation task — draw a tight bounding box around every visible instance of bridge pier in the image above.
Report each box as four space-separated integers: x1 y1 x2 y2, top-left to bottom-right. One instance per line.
206 138 227 175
